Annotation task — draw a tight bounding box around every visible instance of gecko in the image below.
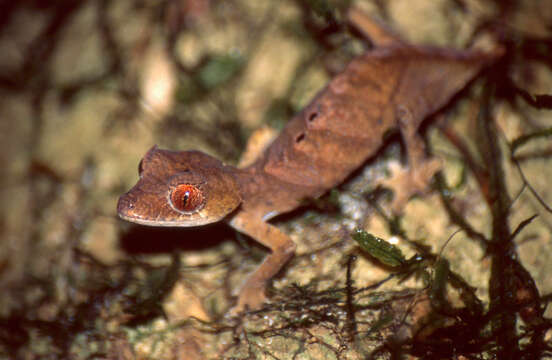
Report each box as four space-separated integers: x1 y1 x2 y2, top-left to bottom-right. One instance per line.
117 8 503 313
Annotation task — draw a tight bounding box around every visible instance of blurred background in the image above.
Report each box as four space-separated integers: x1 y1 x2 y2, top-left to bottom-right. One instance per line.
0 0 551 358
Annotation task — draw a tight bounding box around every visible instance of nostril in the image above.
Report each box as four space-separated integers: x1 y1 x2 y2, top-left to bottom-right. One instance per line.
117 195 135 215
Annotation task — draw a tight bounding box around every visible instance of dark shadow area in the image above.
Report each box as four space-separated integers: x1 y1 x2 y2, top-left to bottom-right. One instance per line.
118 220 236 254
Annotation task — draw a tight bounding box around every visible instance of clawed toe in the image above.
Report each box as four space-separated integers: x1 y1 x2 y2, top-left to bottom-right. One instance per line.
378 158 441 213
228 288 267 317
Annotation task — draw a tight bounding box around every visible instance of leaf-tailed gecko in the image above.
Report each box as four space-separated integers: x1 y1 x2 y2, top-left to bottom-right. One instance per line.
117 8 503 313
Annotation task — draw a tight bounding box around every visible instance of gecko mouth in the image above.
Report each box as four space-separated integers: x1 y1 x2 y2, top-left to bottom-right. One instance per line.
116 197 179 227
117 212 183 227
116 194 160 225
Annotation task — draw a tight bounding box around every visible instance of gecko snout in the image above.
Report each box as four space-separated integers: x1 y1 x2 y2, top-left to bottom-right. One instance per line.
117 192 137 219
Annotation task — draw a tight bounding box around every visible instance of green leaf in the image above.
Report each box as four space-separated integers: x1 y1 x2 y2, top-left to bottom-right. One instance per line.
197 53 244 90
352 229 405 267
431 258 450 306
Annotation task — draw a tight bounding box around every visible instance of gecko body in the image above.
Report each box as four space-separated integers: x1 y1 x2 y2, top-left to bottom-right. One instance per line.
118 10 502 312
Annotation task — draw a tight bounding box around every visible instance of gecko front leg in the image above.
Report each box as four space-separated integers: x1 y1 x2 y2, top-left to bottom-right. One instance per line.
228 212 296 314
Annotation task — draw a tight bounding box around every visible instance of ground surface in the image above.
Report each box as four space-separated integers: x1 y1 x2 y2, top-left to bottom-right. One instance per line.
0 0 551 359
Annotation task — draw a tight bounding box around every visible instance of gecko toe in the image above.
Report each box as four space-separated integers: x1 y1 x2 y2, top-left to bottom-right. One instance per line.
228 288 268 317
379 157 442 213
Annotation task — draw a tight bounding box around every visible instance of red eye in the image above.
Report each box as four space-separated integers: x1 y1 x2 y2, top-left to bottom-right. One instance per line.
170 184 205 213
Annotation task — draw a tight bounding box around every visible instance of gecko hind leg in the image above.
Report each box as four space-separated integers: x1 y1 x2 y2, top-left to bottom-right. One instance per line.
378 107 442 213
347 6 406 47
228 212 296 315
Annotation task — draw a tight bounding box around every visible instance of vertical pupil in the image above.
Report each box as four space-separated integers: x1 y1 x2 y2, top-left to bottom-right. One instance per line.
182 191 190 206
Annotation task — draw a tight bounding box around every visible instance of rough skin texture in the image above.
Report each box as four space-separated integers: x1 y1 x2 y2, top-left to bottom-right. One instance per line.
117 8 503 314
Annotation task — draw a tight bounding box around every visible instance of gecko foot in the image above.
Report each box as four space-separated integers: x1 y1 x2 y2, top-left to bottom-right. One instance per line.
229 285 267 316
378 157 442 213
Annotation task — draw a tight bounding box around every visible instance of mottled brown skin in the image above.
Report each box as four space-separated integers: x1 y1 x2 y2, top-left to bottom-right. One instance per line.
118 9 503 314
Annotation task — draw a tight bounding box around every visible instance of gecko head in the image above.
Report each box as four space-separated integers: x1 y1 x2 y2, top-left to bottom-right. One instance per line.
117 146 242 227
